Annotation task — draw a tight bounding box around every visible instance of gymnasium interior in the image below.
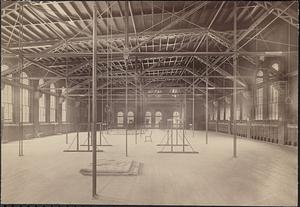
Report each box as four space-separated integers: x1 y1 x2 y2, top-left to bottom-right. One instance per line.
1 1 298 205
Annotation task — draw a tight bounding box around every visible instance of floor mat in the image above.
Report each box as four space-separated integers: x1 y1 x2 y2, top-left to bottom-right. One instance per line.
80 159 142 176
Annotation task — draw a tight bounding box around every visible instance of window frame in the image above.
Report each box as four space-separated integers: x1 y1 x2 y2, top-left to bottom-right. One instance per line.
173 111 180 128
117 111 124 127
269 84 279 120
2 83 14 123
61 87 67 123
19 72 30 123
155 111 162 128
255 70 264 120
38 79 46 123
145 111 152 128
127 111 134 124
49 83 56 122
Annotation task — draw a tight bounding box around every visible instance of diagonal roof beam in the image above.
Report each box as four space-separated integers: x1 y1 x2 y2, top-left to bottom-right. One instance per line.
2 46 65 77
255 1 298 29
67 65 204 94
67 65 138 94
194 56 246 88
130 1 209 52
5 28 214 50
197 2 296 88
1 30 66 77
181 78 206 94
38 61 91 89
1 1 18 18
184 66 216 87
149 1 254 66
208 32 256 65
187 4 277 89
29 3 123 53
2 2 119 77
140 35 202 75
207 1 225 30
239 1 297 50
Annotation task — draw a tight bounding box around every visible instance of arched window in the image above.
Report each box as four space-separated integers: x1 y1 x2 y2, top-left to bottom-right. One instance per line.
256 70 263 84
38 79 46 122
20 72 30 122
1 76 13 123
269 84 279 120
241 92 249 120
1 64 9 72
220 102 224 121
255 70 263 120
127 111 134 124
173 111 180 126
209 107 214 121
242 103 248 120
225 104 230 120
145 111 151 128
50 83 56 122
170 88 178 97
271 63 279 71
213 101 218 120
236 101 240 120
147 89 162 98
117 112 124 127
155 111 162 128
225 97 230 121
61 87 67 122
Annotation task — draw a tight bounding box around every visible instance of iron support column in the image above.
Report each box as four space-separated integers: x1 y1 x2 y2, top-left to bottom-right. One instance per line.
125 1 129 157
192 60 195 136
233 1 237 157
18 2 24 156
92 2 98 197
205 35 209 144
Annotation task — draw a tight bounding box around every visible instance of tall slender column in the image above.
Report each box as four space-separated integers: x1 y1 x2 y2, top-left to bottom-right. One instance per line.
92 2 98 197
192 60 195 136
135 57 138 144
233 1 237 157
18 2 24 156
88 83 91 151
65 57 69 144
205 35 209 144
125 1 129 157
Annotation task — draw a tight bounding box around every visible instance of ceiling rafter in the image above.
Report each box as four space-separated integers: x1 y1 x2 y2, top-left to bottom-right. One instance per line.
255 1 298 29
2 1 298 97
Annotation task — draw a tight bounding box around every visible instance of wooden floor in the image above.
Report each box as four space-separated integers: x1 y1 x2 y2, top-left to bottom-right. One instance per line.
1 129 298 205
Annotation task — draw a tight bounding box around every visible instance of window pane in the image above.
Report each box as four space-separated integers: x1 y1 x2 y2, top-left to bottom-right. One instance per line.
242 103 248 120
117 112 124 127
255 88 263 120
272 63 279 71
145 112 152 127
20 88 30 122
220 106 224 120
62 101 67 122
269 85 279 120
2 84 13 122
127 111 134 124
39 93 46 122
155 111 162 128
173 111 180 125
256 70 263 84
225 104 230 120
214 107 217 120
236 103 240 120
50 95 56 122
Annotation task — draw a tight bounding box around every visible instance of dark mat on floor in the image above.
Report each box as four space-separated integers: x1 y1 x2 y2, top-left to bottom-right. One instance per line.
80 159 142 176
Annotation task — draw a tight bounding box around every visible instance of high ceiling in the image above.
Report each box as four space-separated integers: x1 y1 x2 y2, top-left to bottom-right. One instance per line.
1 1 298 99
